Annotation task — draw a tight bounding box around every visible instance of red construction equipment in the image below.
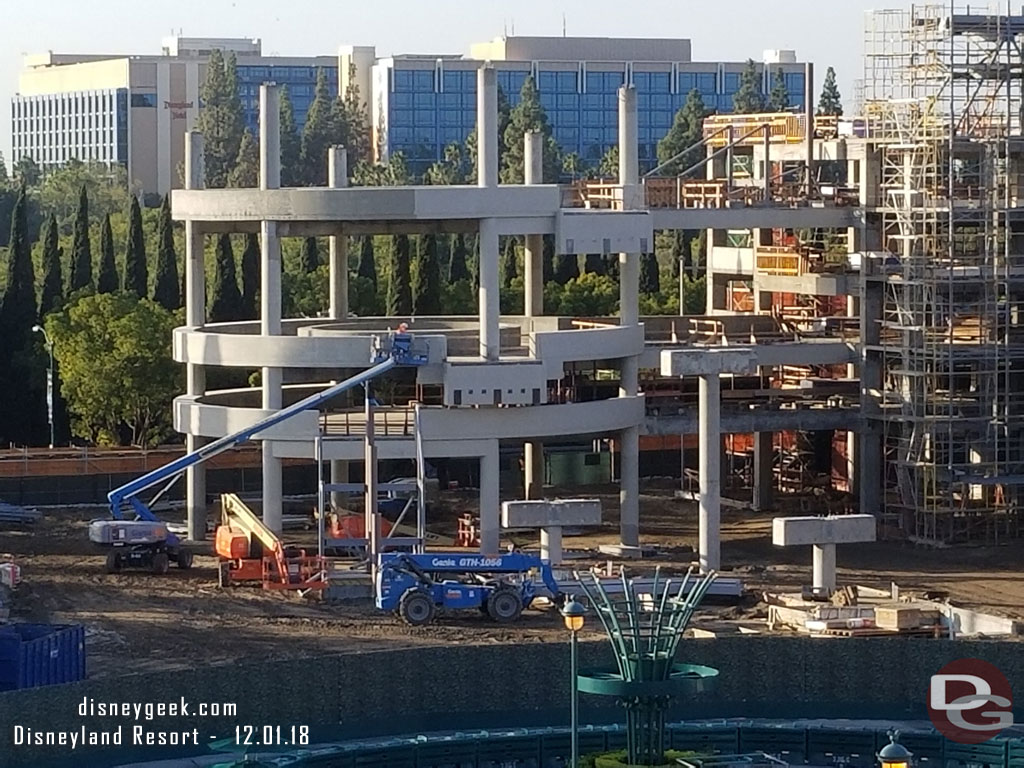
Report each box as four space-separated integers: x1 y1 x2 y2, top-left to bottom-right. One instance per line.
215 493 325 591
455 513 481 548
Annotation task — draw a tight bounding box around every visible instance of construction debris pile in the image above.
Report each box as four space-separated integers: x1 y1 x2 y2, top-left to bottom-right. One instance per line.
764 585 1020 638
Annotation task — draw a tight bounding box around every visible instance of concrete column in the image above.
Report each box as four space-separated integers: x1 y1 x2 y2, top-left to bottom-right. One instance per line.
478 218 500 361
524 440 543 499
699 374 721 572
846 294 858 497
540 526 563 566
260 84 283 533
479 442 500 555
184 131 207 542
804 63 815 197
328 147 349 320
364 387 380 563
477 67 498 189
617 84 642 551
753 431 773 512
330 460 349 509
860 256 883 517
524 131 543 317
812 543 837 591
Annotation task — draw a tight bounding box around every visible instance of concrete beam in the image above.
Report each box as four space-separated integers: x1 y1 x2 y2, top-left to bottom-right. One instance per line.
501 499 602 528
660 341 857 376
756 272 859 298
661 348 758 377
645 406 860 436
650 207 860 232
772 515 876 547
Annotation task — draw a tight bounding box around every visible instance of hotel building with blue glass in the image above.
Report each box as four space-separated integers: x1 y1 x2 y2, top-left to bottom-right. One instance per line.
370 37 807 177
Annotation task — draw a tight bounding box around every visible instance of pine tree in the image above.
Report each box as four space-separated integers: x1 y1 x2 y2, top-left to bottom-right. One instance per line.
448 235 470 283
386 235 413 316
818 66 843 116
228 129 259 188
96 214 118 294
584 253 606 276
302 68 338 186
299 237 319 273
769 69 790 112
279 86 303 186
69 185 92 292
38 213 64 316
500 237 518 287
196 49 244 188
240 233 260 318
733 60 766 114
466 86 512 184
502 76 561 183
0 152 7 186
208 234 243 322
122 195 147 298
152 195 180 310
553 250 579 285
357 236 377 290
639 252 660 294
605 253 620 280
413 235 442 315
0 185 40 445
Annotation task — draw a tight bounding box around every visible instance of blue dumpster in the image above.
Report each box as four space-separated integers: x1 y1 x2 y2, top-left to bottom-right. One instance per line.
0 623 86 691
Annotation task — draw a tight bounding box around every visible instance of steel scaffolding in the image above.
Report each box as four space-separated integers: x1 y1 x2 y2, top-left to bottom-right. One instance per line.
864 4 1024 542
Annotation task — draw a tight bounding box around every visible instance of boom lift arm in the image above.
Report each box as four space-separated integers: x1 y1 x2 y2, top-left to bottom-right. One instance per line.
106 332 427 538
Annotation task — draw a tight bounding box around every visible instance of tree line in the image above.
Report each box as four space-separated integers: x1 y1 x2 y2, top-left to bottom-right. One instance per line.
0 55 844 449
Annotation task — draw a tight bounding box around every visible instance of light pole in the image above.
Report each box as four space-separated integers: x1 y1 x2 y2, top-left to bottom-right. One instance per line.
31 325 54 449
878 730 913 768
561 598 586 768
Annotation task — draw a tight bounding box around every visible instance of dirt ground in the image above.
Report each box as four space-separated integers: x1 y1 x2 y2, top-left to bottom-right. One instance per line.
2 482 1023 679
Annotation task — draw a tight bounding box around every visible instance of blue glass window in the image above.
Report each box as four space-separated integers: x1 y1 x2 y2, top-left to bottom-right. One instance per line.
130 93 157 108
723 73 741 93
413 70 434 90
393 69 414 92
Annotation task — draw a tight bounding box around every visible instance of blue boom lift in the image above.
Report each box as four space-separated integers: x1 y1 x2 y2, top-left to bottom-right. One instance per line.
375 551 561 625
98 332 427 575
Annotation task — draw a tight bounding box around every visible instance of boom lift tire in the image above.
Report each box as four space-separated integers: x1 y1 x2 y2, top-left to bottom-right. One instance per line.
399 589 436 626
176 549 194 570
106 552 122 574
486 587 524 623
152 553 170 575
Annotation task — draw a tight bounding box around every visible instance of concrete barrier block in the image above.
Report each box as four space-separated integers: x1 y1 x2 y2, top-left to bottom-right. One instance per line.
501 499 602 528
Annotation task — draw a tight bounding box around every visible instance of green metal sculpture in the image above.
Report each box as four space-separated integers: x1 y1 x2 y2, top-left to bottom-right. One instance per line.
575 567 720 766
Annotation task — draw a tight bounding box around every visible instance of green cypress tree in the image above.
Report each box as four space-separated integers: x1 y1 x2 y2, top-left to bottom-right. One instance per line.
542 236 554 284
152 195 180 310
0 185 40 445
280 85 303 187
196 49 244 188
769 69 790 112
0 152 7 186
227 129 259 188
733 60 766 114
553 250 579 285
500 237 519 288
386 235 412 316
301 68 336 186
299 237 319 273
658 89 711 177
818 66 843 117
122 195 147 298
96 214 118 294
341 61 371 165
502 76 561 183
38 213 64 316
605 252 620 280
412 235 442 315
639 252 660 295
448 234 470 282
584 253 606 276
208 234 244 322
69 185 92 292
240 233 260 318
357 236 377 290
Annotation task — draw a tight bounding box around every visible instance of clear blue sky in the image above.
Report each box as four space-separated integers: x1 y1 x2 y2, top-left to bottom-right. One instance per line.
0 0 915 161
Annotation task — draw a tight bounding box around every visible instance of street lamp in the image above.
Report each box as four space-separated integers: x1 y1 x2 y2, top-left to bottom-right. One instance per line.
31 325 55 449
561 598 586 768
878 730 913 768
